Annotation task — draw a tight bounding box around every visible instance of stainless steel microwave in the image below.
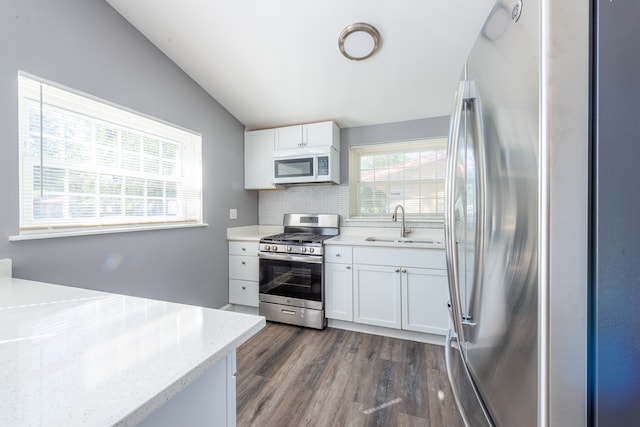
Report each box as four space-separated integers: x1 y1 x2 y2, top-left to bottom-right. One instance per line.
273 148 340 185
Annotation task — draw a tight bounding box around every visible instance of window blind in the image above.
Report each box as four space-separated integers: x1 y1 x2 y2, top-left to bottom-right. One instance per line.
17 72 203 236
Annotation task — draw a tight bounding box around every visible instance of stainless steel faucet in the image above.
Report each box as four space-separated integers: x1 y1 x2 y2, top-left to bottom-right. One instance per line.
392 204 411 238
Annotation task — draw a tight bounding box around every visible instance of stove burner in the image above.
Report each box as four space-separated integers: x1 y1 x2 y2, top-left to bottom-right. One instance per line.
261 232 333 245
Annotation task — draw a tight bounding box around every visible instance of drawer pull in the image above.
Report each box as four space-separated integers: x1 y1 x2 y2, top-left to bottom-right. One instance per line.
241 286 246 290
282 309 296 316
335 253 341 257
241 261 246 265
241 247 246 251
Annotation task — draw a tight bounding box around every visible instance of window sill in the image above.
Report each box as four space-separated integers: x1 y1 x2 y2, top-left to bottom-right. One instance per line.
8 222 209 241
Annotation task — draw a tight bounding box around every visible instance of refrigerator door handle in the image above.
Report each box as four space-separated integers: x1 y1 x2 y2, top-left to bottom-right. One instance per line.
445 330 471 427
445 80 467 343
460 81 487 343
445 330 495 427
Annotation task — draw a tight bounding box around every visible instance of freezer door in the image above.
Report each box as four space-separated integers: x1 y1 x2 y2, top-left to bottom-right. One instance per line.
445 331 493 426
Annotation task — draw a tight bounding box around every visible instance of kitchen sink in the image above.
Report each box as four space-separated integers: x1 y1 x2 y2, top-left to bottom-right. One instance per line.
365 236 443 245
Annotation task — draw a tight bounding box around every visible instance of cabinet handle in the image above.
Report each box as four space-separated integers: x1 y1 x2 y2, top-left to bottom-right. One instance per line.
241 247 246 251
335 253 341 257
401 268 407 273
241 261 246 265
395 268 400 273
346 266 351 270
242 286 246 290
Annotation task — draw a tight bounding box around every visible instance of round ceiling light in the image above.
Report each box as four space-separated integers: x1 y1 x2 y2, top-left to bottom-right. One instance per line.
338 23 380 61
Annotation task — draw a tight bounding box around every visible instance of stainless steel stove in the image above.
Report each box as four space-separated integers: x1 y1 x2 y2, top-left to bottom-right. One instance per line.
258 213 339 329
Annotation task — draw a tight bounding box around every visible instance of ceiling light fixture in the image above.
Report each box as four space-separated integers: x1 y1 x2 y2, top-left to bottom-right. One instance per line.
338 23 380 61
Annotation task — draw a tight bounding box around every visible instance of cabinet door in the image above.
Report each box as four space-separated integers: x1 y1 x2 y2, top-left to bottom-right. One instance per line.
229 255 259 282
325 263 353 321
353 264 401 329
401 267 449 335
275 125 303 150
244 129 276 189
229 279 259 307
305 121 336 148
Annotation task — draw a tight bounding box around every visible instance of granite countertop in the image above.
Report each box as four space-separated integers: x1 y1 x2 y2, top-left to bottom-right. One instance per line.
0 278 265 426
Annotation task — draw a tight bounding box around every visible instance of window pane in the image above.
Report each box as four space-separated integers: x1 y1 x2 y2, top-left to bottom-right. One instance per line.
349 138 447 220
18 73 203 233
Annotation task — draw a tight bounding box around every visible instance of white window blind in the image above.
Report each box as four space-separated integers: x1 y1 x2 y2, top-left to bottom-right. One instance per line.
17 72 203 237
349 138 447 220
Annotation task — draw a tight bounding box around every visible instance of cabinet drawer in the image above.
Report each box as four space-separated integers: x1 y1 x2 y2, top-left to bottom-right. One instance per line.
229 241 259 256
324 246 352 264
353 247 445 269
229 255 259 281
229 279 259 307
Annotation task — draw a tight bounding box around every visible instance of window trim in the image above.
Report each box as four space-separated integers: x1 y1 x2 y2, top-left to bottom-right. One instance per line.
15 71 204 239
348 137 447 222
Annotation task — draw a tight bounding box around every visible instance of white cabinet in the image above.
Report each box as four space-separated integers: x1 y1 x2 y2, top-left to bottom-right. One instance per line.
324 246 353 321
244 129 276 190
353 264 401 329
228 241 259 307
401 267 449 334
274 121 340 152
352 246 449 335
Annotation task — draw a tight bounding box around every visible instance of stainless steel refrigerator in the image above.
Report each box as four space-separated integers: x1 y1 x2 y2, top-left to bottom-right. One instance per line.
443 1 539 426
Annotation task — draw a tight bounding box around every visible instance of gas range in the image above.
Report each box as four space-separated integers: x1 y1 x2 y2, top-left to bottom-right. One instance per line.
259 214 339 256
258 213 340 330
259 232 334 255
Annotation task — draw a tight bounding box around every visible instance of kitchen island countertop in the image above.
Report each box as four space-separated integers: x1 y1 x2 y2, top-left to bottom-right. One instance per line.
0 277 264 426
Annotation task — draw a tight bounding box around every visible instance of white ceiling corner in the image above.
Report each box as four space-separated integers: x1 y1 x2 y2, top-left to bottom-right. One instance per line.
105 0 494 130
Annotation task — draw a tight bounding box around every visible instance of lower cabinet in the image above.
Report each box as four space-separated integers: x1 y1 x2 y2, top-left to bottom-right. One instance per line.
325 263 353 321
353 264 401 329
401 267 449 334
327 245 449 336
228 241 259 308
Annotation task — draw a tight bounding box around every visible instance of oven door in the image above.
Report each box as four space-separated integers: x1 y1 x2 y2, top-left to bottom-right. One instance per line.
258 252 323 310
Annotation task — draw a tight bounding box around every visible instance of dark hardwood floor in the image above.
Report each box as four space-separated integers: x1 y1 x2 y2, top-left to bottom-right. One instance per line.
236 322 464 427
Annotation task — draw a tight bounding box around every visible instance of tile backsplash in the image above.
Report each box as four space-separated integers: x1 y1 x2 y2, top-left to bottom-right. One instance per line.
259 185 443 230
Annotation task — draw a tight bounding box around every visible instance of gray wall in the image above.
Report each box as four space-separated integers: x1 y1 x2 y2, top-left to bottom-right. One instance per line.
0 0 258 308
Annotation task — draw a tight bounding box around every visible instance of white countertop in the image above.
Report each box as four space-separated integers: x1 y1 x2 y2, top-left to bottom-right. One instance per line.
226 225 283 241
0 278 265 427
325 227 445 249
227 225 445 249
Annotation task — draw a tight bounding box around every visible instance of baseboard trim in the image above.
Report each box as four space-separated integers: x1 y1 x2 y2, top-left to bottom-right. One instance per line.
327 319 446 346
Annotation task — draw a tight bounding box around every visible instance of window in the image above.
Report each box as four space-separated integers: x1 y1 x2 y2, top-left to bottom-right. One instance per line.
349 138 447 220
17 72 203 238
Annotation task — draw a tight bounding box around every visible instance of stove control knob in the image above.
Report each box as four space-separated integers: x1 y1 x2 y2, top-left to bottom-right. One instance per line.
286 246 292 252
309 248 315 254
264 245 270 251
272 245 278 252
301 247 307 253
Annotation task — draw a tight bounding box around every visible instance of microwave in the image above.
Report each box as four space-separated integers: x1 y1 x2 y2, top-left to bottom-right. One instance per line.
273 148 340 185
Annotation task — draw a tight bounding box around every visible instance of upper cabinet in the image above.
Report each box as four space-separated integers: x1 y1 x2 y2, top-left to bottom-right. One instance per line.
244 128 277 190
274 121 340 152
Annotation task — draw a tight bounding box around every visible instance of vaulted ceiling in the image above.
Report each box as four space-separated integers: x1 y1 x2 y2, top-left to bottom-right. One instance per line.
106 0 494 130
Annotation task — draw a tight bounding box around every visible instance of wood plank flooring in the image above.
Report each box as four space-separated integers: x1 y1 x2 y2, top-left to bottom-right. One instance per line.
236 323 464 427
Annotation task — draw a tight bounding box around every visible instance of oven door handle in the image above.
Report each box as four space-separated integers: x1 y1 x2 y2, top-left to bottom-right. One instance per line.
258 252 323 264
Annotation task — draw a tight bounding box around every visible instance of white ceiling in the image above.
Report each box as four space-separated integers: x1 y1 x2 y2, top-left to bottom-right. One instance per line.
106 0 494 130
